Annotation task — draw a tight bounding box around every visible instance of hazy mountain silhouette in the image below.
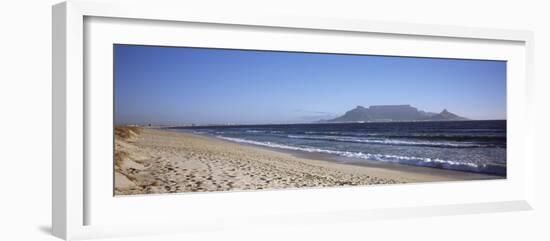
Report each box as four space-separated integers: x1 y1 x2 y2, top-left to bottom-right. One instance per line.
324 105 468 122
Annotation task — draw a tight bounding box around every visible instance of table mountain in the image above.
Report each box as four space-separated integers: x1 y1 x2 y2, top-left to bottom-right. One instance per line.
326 105 467 122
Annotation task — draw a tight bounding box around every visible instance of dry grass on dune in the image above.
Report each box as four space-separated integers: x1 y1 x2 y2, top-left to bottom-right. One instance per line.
114 126 151 194
114 126 141 140
114 126 141 169
114 149 128 169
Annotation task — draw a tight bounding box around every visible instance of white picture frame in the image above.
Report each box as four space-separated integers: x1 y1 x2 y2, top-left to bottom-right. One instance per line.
52 0 535 240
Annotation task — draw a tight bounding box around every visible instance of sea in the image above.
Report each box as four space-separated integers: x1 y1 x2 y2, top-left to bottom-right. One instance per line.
167 120 506 176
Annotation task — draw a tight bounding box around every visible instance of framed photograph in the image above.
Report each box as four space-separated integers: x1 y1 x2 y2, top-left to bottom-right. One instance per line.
52 0 535 240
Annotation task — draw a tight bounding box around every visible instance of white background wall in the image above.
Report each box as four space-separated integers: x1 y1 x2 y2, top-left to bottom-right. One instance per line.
0 0 548 240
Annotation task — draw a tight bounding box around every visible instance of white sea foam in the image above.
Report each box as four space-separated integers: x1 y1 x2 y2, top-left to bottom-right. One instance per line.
215 136 486 172
286 135 492 148
245 130 266 133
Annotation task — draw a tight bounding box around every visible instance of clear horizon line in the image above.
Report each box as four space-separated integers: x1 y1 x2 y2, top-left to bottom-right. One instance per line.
116 119 507 127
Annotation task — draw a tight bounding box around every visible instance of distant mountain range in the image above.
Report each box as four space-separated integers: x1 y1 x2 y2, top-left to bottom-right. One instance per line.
323 105 468 123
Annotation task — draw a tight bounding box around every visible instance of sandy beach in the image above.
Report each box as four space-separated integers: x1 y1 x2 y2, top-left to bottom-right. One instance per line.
114 127 500 195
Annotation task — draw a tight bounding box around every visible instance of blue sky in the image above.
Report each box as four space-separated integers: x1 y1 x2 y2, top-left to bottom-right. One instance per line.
114 44 506 125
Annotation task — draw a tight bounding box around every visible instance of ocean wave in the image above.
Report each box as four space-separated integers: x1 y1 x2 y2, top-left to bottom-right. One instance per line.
215 136 505 175
284 131 506 142
245 130 266 133
286 135 497 148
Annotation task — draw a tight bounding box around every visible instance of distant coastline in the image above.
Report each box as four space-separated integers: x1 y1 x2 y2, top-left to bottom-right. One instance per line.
119 119 506 129
139 119 506 129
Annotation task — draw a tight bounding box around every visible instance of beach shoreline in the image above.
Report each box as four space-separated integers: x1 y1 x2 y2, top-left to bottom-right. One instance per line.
114 127 502 195
192 130 502 181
